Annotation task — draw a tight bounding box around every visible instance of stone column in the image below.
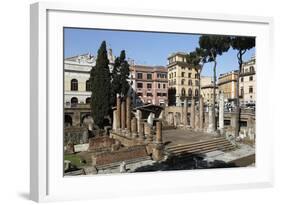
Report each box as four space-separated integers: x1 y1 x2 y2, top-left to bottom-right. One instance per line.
183 98 188 126
131 117 137 138
126 96 131 132
113 110 117 131
144 123 152 142
207 105 214 133
195 109 200 130
199 96 204 130
190 97 195 129
155 121 162 143
116 96 121 130
136 110 142 133
138 122 144 141
219 93 224 134
121 100 126 130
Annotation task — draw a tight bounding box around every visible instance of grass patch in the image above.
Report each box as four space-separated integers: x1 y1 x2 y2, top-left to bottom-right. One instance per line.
64 154 86 168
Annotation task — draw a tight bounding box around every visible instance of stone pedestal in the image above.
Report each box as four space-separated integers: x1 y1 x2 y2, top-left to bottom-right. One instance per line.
121 100 126 130
190 98 195 129
152 143 164 161
126 96 131 132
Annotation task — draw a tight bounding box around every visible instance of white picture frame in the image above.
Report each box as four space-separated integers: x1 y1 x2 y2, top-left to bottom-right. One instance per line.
30 2 274 202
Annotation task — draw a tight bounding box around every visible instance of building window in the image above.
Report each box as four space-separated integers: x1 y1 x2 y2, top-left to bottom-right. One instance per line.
195 80 199 86
188 88 192 97
181 79 185 85
137 92 143 96
249 86 253 93
86 97 91 104
137 73 143 79
174 79 176 85
174 72 176 77
137 83 143 88
241 77 244 82
71 79 78 91
240 87 244 97
181 88 186 96
157 93 161 97
162 93 167 96
158 83 161 89
181 72 185 77
86 80 91 91
147 83 152 89
147 73 152 80
250 66 254 72
249 76 253 81
147 93 153 97
163 84 166 89
195 89 199 96
71 97 78 107
188 73 192 78
188 80 192 86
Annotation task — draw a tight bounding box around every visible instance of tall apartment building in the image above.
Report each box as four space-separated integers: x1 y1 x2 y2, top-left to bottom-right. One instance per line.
239 56 256 105
130 65 168 106
218 70 238 102
167 52 199 106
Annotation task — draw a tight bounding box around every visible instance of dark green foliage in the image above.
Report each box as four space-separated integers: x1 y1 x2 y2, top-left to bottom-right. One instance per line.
231 36 255 69
90 41 111 128
199 35 231 62
110 50 130 106
168 87 177 106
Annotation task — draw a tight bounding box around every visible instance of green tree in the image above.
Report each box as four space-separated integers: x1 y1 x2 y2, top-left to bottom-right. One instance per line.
231 36 255 137
199 35 231 132
168 87 176 106
110 50 130 106
90 41 111 128
119 50 130 97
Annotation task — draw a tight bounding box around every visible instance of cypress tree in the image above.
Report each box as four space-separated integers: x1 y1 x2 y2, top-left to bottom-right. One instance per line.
90 41 111 128
119 50 130 97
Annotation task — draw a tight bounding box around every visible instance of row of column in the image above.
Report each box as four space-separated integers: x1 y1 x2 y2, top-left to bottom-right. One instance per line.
114 96 163 144
184 97 204 130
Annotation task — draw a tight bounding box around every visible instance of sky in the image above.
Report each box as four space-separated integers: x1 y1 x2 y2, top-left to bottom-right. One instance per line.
64 28 255 77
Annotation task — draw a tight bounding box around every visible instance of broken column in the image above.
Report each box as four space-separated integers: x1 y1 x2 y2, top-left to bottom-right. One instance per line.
131 117 137 138
138 122 144 141
190 97 195 129
207 105 214 133
199 96 204 130
144 123 152 142
126 96 131 133
183 98 188 126
121 99 126 130
219 92 224 135
155 121 163 143
152 121 164 161
113 110 117 130
116 96 121 131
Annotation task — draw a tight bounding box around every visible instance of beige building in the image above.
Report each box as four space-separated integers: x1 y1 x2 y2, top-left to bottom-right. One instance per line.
201 76 218 105
239 56 256 104
167 52 200 106
64 50 115 108
218 70 238 102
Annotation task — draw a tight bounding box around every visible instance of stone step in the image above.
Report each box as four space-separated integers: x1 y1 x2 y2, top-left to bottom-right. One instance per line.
167 138 227 149
170 144 235 155
166 140 231 152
